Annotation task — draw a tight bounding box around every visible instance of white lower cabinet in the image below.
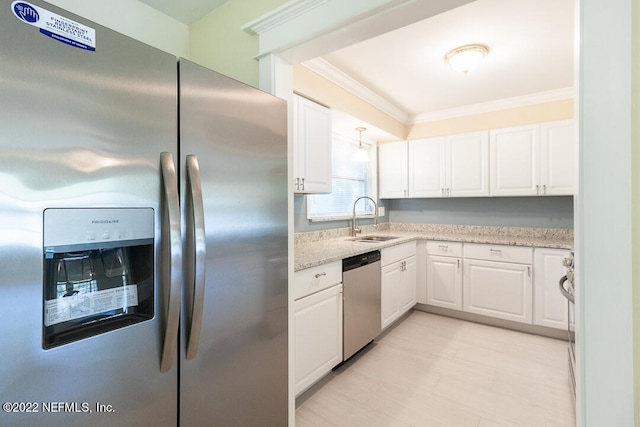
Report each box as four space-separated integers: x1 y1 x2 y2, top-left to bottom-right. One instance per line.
400 256 417 312
381 262 402 328
426 241 462 310
294 283 343 396
533 248 571 329
421 241 573 330
381 242 416 329
462 244 533 324
293 261 343 396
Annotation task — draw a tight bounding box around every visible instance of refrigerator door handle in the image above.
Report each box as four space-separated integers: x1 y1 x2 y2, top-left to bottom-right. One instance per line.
185 155 206 360
160 152 182 373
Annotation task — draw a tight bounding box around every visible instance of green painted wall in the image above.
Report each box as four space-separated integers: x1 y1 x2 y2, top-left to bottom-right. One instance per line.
44 0 189 57
189 0 289 88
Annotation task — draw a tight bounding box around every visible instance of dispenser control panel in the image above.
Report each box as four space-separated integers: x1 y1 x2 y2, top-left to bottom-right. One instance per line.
44 208 154 251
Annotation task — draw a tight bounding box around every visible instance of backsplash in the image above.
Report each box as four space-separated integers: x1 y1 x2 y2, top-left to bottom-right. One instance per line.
387 196 574 229
295 195 574 233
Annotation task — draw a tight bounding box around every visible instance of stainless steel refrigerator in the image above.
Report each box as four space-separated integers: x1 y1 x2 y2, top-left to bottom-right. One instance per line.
0 1 288 426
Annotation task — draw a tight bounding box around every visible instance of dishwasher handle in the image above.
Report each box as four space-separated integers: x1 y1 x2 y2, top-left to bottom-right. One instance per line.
343 250 381 272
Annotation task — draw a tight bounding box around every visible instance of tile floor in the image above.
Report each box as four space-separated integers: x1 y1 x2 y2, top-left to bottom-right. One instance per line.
296 311 575 427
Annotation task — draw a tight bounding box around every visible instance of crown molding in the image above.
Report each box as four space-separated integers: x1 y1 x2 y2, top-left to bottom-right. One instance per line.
412 87 575 123
241 0 330 35
302 57 573 125
302 58 410 123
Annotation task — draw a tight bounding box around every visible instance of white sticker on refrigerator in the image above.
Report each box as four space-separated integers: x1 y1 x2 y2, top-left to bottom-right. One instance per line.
44 285 138 326
11 1 96 51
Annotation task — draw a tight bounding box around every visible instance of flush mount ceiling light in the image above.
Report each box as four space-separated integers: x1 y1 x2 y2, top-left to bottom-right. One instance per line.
445 44 489 74
352 127 370 162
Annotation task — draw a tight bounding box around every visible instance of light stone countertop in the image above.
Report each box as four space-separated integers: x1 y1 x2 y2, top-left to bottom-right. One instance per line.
294 223 573 271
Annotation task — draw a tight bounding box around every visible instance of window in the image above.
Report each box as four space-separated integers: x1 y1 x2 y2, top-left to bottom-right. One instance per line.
307 134 376 220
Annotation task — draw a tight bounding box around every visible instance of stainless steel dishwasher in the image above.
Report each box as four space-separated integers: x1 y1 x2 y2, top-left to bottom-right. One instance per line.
342 250 382 361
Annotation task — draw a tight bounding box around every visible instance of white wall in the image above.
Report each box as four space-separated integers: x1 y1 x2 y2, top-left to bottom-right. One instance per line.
43 0 189 57
577 0 635 425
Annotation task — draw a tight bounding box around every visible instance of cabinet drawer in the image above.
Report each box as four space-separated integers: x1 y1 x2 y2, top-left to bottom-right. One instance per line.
294 261 342 300
381 241 416 266
426 241 462 257
463 243 532 264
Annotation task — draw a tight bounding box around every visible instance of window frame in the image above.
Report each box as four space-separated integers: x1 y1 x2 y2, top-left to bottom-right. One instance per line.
306 132 377 222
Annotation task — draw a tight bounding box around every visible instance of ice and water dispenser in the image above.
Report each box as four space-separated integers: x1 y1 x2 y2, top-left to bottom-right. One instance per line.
43 208 155 349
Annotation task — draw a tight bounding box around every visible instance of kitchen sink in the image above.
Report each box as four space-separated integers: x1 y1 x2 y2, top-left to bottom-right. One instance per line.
348 235 400 243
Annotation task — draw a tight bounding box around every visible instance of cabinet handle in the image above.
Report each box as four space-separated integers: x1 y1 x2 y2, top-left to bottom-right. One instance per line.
314 272 327 279
457 259 460 268
543 184 547 195
441 188 445 197
536 184 540 195
404 189 408 197
301 177 305 191
527 266 531 277
438 244 449 250
490 248 502 255
447 188 451 197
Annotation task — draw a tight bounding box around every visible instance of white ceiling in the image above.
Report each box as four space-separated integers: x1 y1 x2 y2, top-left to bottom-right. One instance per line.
138 0 229 25
315 0 574 128
137 0 575 142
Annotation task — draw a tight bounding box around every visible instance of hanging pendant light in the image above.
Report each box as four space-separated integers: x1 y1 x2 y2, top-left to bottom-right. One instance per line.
352 127 370 162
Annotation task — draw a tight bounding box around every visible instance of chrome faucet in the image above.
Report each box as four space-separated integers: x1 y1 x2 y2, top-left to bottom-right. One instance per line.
351 196 377 237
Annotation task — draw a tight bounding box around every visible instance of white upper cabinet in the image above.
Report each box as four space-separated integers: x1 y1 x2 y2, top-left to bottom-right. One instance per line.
490 124 539 196
293 94 332 194
380 120 573 199
383 131 488 199
378 140 408 198
409 137 446 198
540 120 575 195
448 131 490 197
490 120 574 196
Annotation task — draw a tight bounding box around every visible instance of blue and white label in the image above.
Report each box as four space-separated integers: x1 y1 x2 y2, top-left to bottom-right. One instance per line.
11 1 96 51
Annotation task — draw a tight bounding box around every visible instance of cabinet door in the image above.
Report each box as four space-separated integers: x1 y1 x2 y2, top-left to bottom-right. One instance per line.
448 131 489 197
463 259 532 324
426 255 462 310
409 137 446 198
381 262 402 329
540 120 574 195
490 125 539 196
400 256 417 313
293 95 332 193
533 248 570 329
294 284 343 396
378 141 408 198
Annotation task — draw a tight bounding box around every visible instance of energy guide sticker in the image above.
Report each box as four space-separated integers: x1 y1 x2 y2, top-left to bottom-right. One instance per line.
11 1 96 51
